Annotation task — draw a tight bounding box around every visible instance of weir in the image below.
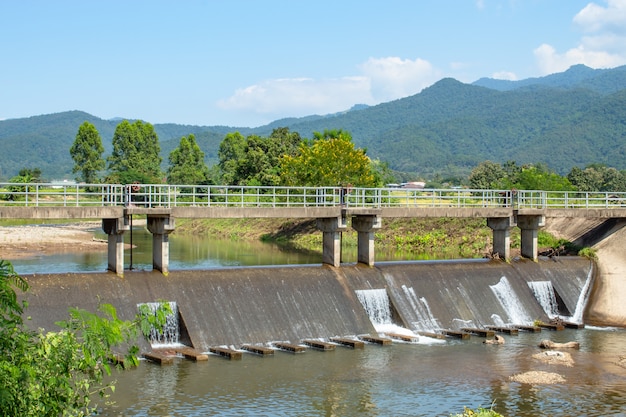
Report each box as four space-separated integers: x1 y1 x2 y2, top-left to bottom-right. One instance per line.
21 257 594 351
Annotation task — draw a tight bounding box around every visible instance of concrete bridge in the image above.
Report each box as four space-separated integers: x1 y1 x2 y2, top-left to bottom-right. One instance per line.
2 182 626 275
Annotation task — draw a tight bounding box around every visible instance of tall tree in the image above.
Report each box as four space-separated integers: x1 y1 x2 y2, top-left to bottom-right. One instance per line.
280 129 378 187
69 121 105 184
107 120 163 184
218 132 246 185
167 134 210 184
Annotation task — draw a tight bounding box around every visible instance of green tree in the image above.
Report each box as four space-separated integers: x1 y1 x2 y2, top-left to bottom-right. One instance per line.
0 259 170 417
218 132 246 184
70 121 105 184
513 163 575 191
217 128 301 186
107 120 163 184
167 134 210 185
567 164 626 192
468 161 506 189
280 129 378 187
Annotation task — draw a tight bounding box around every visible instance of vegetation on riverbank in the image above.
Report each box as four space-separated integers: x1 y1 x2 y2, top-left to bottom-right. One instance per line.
173 217 578 260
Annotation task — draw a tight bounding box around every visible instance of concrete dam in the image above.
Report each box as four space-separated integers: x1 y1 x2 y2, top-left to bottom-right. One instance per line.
22 257 594 351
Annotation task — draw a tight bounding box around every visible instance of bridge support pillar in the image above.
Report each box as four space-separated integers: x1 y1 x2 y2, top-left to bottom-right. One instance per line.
102 217 130 277
316 216 347 267
147 215 176 275
351 215 382 266
517 215 546 261
487 216 515 260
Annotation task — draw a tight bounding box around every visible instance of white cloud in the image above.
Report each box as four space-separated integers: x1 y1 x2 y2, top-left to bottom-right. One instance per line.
535 0 626 74
217 57 439 121
359 57 440 102
491 71 518 81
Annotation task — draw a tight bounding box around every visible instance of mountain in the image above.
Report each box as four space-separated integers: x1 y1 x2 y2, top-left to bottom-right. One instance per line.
1 65 626 180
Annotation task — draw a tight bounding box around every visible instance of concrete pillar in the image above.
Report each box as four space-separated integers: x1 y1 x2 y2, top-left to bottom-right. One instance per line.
517 215 546 261
102 217 130 277
351 215 382 266
147 215 176 275
316 216 347 267
487 216 515 260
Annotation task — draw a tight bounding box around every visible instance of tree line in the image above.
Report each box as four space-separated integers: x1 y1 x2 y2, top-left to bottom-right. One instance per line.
65 121 391 188
6 118 626 193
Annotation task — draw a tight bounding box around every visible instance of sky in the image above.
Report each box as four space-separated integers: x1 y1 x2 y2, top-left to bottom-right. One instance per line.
2 0 626 128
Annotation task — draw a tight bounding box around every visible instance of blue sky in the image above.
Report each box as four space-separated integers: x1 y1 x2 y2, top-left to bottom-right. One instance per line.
2 0 626 127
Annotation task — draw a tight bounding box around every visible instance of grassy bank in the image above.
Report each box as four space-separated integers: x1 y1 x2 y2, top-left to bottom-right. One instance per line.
173 217 531 259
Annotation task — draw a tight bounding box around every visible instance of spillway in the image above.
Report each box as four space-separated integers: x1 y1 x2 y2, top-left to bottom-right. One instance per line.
21 257 594 351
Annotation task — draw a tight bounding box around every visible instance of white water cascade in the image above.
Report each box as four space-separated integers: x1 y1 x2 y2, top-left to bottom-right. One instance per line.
571 267 594 324
489 276 533 325
528 281 560 318
400 285 441 332
355 289 392 326
138 301 180 347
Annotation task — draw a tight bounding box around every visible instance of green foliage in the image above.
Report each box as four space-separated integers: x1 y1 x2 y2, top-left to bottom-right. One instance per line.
107 120 163 184
0 259 171 417
451 406 504 417
167 134 211 185
567 164 626 192
578 247 597 260
469 161 575 191
70 121 105 184
218 128 302 186
280 129 379 187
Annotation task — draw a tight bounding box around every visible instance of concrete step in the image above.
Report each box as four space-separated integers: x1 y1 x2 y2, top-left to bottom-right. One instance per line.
302 339 336 351
330 337 365 349
461 327 495 338
486 326 519 335
273 342 306 353
209 346 243 360
241 344 275 356
359 335 392 345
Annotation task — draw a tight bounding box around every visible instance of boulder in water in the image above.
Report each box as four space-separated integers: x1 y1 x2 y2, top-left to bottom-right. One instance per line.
484 334 505 345
539 339 580 349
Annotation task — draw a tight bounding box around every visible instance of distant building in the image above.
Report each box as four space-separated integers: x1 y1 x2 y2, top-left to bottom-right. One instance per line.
401 181 426 189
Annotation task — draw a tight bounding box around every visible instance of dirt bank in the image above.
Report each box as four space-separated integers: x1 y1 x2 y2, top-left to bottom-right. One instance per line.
0 222 107 259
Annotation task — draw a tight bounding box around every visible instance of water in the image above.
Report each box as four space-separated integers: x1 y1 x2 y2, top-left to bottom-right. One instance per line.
490 276 534 326
98 328 626 417
9 227 322 274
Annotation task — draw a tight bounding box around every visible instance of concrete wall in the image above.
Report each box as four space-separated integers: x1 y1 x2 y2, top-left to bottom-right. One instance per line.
20 258 594 351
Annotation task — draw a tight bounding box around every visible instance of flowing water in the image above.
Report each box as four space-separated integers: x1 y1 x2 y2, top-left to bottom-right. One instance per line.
6 224 626 416
98 328 626 417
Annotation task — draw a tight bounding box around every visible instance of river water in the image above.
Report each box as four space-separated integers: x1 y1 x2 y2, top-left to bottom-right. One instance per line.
8 226 626 416
99 328 626 417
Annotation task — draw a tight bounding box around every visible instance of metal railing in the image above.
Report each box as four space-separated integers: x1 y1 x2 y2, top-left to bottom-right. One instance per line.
1 183 626 209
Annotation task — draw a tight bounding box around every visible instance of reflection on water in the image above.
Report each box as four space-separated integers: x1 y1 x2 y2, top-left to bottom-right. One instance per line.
99 328 626 417
10 227 323 274
9 226 466 275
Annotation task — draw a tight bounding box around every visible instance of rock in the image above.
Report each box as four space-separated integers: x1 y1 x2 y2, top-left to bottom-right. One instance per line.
510 371 566 384
484 334 505 345
532 350 574 367
539 339 580 349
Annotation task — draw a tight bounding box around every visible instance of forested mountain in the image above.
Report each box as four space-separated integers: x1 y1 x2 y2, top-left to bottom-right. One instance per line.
1 64 625 180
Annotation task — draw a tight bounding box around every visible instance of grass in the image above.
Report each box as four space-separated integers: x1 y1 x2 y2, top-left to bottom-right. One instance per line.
174 217 511 260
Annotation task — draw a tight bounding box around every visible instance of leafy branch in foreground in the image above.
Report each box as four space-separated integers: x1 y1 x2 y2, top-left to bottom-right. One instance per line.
0 259 171 417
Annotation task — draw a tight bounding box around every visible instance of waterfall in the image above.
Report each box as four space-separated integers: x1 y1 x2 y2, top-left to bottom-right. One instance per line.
355 289 392 326
400 285 441 332
571 268 594 324
138 301 180 347
489 276 533 325
528 281 560 318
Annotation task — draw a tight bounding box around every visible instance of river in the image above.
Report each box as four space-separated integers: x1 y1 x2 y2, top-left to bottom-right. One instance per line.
98 327 626 417
8 225 626 416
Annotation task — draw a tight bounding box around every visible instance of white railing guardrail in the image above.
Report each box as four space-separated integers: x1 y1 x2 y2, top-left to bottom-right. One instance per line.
1 183 626 209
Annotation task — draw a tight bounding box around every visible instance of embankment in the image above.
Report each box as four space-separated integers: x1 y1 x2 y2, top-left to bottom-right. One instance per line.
21 257 593 351
543 217 626 327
